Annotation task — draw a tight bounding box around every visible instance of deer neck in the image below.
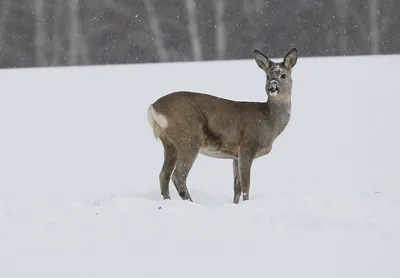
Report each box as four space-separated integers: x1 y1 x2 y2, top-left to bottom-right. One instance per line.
265 96 291 136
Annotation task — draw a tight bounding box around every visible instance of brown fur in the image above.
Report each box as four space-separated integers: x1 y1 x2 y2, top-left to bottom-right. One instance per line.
147 48 298 204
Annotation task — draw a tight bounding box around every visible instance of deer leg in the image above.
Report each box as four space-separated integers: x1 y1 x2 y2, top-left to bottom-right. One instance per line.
238 148 254 202
171 149 198 202
159 140 178 200
233 159 242 204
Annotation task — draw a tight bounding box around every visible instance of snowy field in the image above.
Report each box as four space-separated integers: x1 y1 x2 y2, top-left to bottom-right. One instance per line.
0 54 399 277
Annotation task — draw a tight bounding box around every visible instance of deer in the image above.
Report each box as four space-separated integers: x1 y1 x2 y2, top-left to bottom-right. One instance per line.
147 47 298 204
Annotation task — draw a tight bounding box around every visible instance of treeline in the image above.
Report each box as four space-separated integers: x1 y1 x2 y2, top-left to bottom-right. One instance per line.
0 0 398 68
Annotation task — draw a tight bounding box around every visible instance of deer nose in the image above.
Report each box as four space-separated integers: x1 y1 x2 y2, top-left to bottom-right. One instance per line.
268 85 279 93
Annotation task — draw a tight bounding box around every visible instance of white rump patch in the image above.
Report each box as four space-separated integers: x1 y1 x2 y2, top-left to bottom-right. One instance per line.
147 105 169 129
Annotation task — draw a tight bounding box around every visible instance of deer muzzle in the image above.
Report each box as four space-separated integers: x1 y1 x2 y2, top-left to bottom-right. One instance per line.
268 80 280 94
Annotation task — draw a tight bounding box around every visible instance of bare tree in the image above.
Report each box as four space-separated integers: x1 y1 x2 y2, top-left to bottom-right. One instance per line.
68 0 89 65
0 0 12 67
368 0 380 54
51 0 63 65
68 0 79 65
213 0 226 60
334 0 349 54
34 0 48 66
379 0 395 35
0 0 11 50
185 0 203 61
142 0 168 62
97 0 160 63
348 7 369 42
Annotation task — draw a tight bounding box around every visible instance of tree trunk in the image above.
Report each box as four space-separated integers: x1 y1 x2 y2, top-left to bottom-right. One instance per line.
214 0 226 60
79 25 90 65
347 6 369 49
34 0 48 66
0 0 11 50
185 0 202 61
68 0 79 65
68 0 89 65
334 0 348 55
52 0 62 66
142 0 168 62
368 0 380 54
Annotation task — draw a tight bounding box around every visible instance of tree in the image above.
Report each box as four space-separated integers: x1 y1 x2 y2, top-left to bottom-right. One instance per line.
142 0 168 62
0 0 11 57
333 0 349 54
213 0 226 60
367 0 396 55
68 0 89 65
51 0 63 65
33 0 48 66
185 0 202 61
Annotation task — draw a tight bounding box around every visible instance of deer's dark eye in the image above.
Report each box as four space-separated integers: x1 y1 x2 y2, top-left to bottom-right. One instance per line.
266 75 270 80
281 74 287 79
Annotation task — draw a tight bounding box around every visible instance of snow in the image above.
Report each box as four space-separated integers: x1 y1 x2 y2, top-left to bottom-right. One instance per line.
0 54 400 277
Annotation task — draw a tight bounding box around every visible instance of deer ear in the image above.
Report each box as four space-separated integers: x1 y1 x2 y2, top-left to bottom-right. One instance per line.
283 48 298 69
254 50 271 71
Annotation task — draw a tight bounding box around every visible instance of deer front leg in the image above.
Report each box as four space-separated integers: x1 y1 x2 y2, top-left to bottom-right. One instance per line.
233 159 242 204
238 147 255 202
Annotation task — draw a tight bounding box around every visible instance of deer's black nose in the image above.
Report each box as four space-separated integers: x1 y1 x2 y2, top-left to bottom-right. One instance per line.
268 85 279 93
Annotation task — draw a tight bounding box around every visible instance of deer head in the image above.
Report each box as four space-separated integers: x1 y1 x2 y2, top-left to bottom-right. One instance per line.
254 48 298 100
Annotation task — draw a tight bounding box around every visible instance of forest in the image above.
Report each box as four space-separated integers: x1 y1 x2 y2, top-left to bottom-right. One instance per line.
0 0 398 68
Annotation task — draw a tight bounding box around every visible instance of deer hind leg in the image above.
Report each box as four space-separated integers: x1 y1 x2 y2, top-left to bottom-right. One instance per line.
159 139 178 200
171 146 199 202
233 159 242 204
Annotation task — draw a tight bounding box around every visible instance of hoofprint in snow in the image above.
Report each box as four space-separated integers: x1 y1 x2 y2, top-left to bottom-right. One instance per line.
0 54 400 277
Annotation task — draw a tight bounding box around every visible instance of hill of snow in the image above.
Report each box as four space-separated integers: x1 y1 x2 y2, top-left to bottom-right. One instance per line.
0 54 399 277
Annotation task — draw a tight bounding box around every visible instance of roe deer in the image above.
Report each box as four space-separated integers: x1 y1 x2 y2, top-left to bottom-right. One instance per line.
147 48 298 204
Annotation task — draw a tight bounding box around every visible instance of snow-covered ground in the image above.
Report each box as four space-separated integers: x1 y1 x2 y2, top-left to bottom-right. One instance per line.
0 54 399 277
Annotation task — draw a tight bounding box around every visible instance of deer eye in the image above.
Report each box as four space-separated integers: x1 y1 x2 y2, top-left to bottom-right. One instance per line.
281 74 287 79
266 75 270 80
